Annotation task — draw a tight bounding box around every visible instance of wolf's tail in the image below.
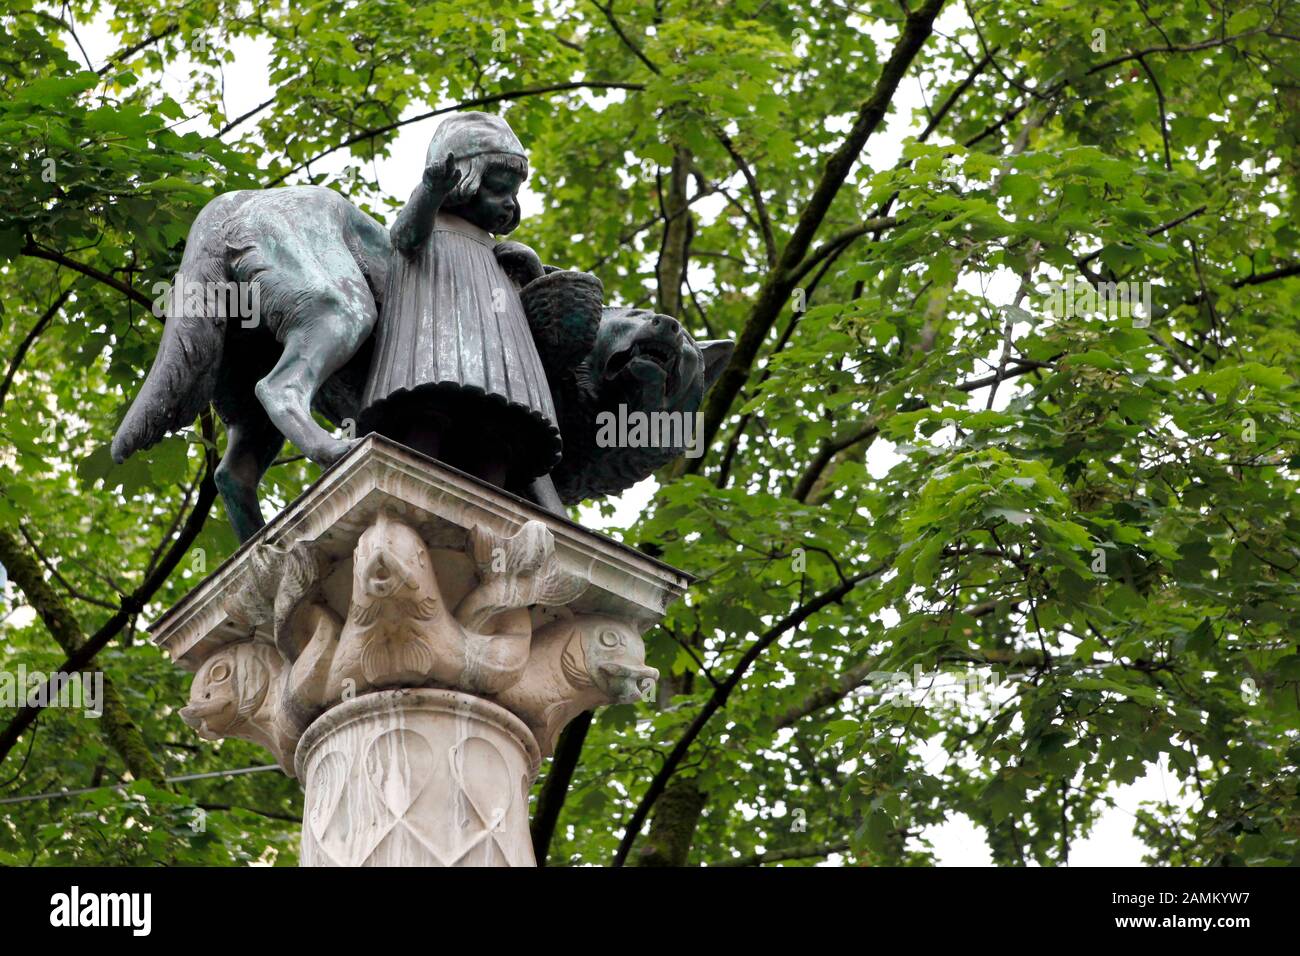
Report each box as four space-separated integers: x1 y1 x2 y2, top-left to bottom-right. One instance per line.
111 224 229 463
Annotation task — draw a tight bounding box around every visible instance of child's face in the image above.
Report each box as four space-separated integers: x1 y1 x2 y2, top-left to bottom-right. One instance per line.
451 166 525 235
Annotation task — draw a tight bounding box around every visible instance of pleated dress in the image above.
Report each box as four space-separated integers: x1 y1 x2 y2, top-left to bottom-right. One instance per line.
358 212 561 481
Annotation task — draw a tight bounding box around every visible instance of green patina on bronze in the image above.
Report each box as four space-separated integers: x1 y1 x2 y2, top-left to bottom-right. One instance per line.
110 112 732 541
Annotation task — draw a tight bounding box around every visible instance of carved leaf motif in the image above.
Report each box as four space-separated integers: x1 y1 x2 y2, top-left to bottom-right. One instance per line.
308 749 350 841
468 521 550 575
365 728 434 819
360 632 435 686
221 539 324 647
560 639 593 689
448 735 513 864
456 520 588 632
532 567 588 607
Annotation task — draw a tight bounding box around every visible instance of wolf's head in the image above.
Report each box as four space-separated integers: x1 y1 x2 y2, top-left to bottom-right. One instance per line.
581 309 730 416
553 309 731 502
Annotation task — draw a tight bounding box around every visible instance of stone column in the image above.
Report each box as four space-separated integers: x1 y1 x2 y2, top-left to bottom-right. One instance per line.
297 689 540 867
151 436 689 867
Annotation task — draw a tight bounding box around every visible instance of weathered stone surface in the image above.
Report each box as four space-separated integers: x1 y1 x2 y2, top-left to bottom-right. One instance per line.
153 437 689 866
297 689 539 867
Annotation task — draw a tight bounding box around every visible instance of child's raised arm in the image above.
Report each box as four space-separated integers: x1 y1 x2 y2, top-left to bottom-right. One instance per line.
391 152 462 256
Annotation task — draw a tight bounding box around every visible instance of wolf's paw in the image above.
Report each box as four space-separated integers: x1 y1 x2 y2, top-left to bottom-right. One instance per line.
314 436 360 468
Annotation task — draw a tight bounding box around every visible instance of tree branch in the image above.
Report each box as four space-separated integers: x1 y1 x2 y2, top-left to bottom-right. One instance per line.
775 657 883 729
712 840 851 866
18 524 118 611
612 561 888 865
268 82 644 185
1076 204 1206 268
590 0 660 75
788 359 1054 502
1135 55 1172 171
714 128 777 268
0 454 218 768
20 244 153 310
788 216 900 288
530 711 592 865
0 284 75 414
690 0 947 467
97 24 180 76
219 95 277 137
0 526 164 783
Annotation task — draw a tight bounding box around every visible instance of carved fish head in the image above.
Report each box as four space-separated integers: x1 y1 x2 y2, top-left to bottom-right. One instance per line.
352 510 436 605
181 643 275 739
571 619 658 704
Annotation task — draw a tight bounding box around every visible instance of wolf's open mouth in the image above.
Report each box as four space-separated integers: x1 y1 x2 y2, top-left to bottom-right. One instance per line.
606 338 679 392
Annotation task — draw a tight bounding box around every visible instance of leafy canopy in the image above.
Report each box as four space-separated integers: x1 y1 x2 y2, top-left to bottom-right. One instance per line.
1 0 1298 866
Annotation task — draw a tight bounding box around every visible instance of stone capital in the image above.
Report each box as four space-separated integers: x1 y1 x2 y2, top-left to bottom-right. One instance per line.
152 437 690 865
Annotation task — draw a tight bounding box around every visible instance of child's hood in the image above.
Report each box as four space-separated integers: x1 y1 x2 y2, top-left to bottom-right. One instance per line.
425 111 527 165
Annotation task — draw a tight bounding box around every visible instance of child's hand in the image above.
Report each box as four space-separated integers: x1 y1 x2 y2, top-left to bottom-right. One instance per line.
423 152 463 195
494 241 545 286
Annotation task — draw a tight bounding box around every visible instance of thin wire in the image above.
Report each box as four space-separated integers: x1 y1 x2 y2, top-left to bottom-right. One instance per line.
0 764 282 807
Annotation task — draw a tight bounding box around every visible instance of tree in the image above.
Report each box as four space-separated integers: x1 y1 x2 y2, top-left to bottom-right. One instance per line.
1 0 1297 866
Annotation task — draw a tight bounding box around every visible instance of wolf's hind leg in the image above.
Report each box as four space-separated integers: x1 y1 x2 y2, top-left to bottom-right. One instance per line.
242 218 378 468
255 306 373 467
215 414 285 543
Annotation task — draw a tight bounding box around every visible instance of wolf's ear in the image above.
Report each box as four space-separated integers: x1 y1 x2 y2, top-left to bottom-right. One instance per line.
698 339 734 391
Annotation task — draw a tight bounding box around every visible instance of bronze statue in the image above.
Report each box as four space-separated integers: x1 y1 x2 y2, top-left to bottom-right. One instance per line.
112 111 732 541
359 113 561 491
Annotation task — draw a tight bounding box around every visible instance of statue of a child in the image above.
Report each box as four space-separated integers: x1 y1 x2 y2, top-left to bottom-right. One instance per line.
358 112 559 494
